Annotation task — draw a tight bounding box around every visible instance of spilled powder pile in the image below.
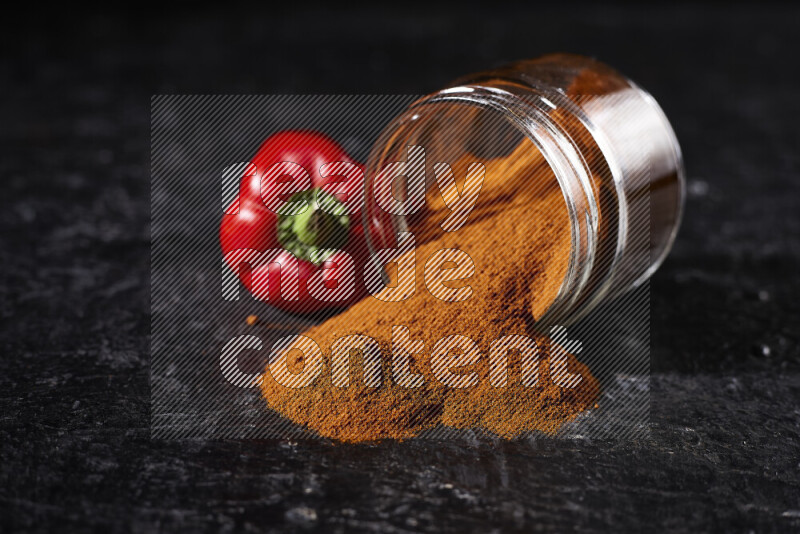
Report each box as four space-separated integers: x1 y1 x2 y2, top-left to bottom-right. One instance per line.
259 141 600 442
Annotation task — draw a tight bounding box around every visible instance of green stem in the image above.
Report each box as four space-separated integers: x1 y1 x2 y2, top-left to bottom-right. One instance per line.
277 188 350 265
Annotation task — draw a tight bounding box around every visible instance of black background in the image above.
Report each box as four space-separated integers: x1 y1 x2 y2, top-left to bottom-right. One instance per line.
2 3 799 532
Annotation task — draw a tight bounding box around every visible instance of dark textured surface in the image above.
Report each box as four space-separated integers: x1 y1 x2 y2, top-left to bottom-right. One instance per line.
2 5 800 532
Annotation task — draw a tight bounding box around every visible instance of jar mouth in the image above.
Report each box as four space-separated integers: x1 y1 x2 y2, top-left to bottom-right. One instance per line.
362 86 599 327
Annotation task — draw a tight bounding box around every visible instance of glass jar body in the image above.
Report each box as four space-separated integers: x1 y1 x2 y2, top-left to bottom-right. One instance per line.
364 54 685 325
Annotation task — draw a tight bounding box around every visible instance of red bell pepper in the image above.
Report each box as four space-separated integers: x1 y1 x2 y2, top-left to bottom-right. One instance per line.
220 130 370 314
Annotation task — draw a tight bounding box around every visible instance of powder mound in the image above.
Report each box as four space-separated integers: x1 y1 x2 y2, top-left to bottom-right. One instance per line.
259 141 600 442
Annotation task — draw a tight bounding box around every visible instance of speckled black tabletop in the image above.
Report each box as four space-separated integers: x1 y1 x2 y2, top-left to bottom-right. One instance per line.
2 5 799 533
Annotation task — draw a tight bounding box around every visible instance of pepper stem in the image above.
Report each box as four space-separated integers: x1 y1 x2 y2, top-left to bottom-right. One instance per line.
277 189 350 265
293 206 335 246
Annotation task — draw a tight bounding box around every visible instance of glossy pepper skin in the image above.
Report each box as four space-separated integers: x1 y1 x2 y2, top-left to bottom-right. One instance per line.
220 131 369 314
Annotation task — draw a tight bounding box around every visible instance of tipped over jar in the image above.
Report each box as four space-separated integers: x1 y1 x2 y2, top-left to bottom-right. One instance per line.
363 53 685 326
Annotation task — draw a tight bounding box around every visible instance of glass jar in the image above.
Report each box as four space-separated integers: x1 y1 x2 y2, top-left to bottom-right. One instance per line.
363 54 685 325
